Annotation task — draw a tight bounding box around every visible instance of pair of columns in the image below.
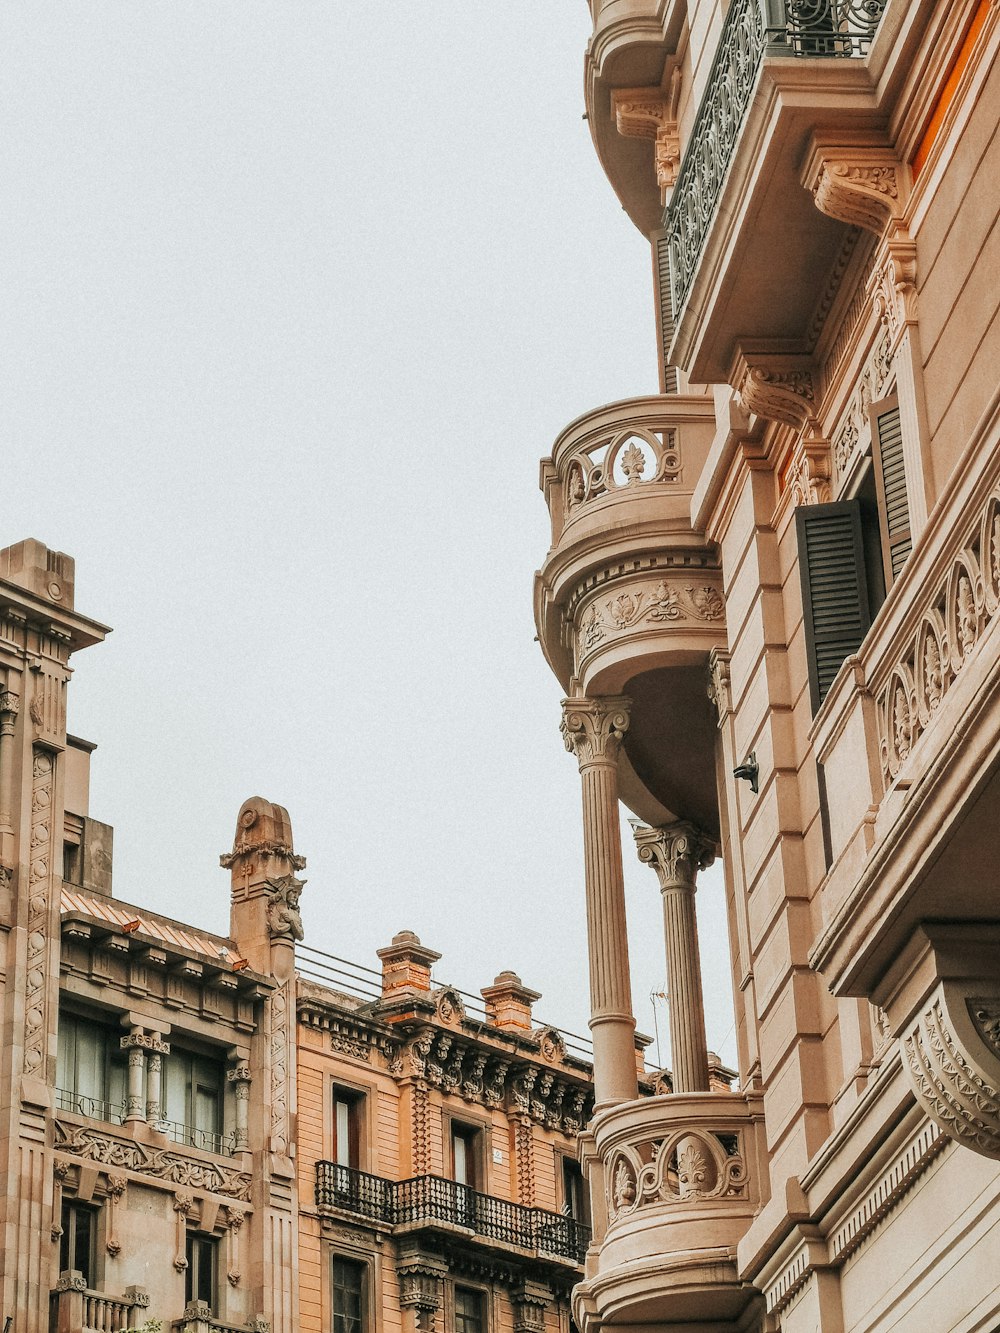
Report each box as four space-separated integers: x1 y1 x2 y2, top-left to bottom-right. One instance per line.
560 696 715 1108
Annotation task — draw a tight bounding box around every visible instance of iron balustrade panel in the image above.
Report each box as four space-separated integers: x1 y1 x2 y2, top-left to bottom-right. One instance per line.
55 1088 125 1125
769 0 887 56
315 1164 591 1261
664 0 887 315
315 1161 394 1223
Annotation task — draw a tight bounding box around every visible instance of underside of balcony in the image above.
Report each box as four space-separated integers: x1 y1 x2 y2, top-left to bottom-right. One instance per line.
535 395 723 831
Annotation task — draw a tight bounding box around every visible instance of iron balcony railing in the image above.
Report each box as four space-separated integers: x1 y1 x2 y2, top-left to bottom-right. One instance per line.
665 0 887 314
55 1088 125 1125
315 1162 590 1264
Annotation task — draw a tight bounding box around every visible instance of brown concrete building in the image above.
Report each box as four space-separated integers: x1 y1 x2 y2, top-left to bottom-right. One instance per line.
0 536 597 1332
534 0 1000 1329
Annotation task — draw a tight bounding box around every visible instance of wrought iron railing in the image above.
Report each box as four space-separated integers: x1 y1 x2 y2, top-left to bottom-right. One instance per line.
159 1116 228 1156
55 1088 125 1125
315 1162 590 1263
665 0 887 314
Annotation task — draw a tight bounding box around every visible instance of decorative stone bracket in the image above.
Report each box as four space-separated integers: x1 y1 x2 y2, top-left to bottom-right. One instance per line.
730 347 818 432
881 925 1000 1159
612 68 682 202
803 138 918 344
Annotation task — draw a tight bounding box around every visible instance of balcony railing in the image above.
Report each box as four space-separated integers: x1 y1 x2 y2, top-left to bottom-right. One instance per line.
55 1089 125 1125
49 1275 149 1333
159 1117 229 1157
315 1162 589 1264
665 0 887 315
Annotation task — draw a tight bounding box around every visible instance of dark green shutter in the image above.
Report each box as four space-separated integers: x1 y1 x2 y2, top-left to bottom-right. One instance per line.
652 231 679 394
871 397 912 584
796 500 872 713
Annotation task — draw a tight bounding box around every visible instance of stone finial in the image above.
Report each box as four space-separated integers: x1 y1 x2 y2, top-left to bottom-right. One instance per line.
481 971 541 1032
377 931 442 997
221 796 305 872
223 797 306 975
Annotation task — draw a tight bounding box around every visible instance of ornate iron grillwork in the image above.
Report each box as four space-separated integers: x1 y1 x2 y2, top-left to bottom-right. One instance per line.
664 0 886 314
315 1162 590 1263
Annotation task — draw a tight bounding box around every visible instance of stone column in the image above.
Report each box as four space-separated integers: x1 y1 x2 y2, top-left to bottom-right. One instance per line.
561 696 638 1108
632 822 715 1093
120 1029 147 1124
228 1062 252 1151
145 1033 169 1124
0 690 18 844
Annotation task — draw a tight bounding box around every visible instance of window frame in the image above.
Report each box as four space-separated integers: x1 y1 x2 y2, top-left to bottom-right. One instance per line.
185 1231 219 1313
59 1199 98 1287
452 1281 489 1333
163 1043 226 1154
330 1082 367 1172
558 1151 589 1225
327 1246 376 1333
447 1114 488 1194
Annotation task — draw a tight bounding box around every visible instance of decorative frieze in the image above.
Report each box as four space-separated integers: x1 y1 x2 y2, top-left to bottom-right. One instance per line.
54 1121 252 1201
270 980 291 1154
23 748 55 1077
877 489 1000 786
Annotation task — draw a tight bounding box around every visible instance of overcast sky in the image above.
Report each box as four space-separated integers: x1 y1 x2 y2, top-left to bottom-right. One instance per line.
2 3 736 1070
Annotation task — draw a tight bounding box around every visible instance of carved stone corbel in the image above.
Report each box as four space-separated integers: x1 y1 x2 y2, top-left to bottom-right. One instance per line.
883 926 1000 1159
803 142 909 235
788 435 833 506
612 67 682 202
397 1246 447 1333
730 347 818 432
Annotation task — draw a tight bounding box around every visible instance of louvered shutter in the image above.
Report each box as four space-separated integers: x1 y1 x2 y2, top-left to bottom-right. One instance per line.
651 231 679 394
871 396 912 585
796 500 872 713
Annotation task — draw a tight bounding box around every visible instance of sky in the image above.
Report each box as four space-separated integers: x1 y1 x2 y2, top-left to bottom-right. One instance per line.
1 3 736 1070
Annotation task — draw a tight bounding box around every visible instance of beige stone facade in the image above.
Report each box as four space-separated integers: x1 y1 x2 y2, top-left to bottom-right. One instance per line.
535 1 1000 1328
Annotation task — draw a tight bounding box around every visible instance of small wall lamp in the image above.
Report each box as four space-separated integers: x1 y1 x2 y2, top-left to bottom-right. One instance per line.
733 753 759 794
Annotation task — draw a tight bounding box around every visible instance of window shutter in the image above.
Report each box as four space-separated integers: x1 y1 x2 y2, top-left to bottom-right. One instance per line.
796 499 872 712
652 231 679 394
871 396 912 585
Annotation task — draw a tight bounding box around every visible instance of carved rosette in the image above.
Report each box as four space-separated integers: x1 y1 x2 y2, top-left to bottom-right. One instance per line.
901 985 1000 1159
560 696 631 768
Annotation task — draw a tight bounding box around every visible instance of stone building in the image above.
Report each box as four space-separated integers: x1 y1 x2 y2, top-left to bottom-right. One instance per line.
0 535 597 1332
534 0 1000 1329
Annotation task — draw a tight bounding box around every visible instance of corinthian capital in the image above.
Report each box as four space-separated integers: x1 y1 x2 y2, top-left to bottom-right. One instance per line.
560 696 631 768
631 821 716 889
0 691 19 716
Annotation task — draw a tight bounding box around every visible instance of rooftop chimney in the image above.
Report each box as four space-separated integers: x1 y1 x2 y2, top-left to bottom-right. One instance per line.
377 931 441 998
481 971 541 1032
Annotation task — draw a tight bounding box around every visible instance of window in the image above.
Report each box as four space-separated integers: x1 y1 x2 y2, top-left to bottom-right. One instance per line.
454 1286 485 1333
56 1011 126 1123
561 1156 588 1224
60 1201 96 1285
796 500 873 713
163 1048 225 1153
332 1086 364 1170
186 1233 218 1311
450 1122 482 1191
331 1255 366 1333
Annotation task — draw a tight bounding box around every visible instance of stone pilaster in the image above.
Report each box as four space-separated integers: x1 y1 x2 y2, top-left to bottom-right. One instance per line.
228 1062 252 1151
632 821 716 1093
561 695 638 1108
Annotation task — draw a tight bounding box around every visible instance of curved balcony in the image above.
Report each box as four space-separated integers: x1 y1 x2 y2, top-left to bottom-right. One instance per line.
574 1092 765 1330
584 1 686 235
535 395 724 831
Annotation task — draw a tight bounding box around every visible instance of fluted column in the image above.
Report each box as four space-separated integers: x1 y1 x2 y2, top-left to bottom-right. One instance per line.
561 696 638 1108
632 822 715 1093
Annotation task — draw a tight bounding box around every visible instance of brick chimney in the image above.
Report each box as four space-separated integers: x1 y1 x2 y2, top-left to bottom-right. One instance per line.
481 971 541 1032
377 931 441 998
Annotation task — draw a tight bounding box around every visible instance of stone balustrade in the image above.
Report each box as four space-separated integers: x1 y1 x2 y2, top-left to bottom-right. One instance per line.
49 1275 149 1333
574 1091 765 1329
173 1303 269 1333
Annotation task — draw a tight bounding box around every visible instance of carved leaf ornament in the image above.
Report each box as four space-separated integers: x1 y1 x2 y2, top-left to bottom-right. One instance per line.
564 428 681 516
